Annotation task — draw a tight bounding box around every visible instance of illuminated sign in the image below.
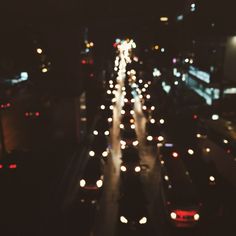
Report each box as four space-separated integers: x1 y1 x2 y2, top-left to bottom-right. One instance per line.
189 66 210 83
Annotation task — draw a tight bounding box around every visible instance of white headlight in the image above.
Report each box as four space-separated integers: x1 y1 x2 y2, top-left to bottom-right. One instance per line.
80 179 86 187
121 110 125 115
188 149 194 155
89 151 95 157
120 166 127 172
151 106 155 111
139 217 147 224
104 130 110 136
205 147 211 153
143 105 147 110
146 94 151 99
164 175 169 181
102 151 108 157
130 110 135 115
100 105 105 110
108 117 113 123
135 166 141 172
120 124 124 129
159 119 165 124
170 212 177 219
96 180 103 188
133 140 139 146
131 98 135 103
209 176 215 182
120 140 126 145
212 114 219 120
131 124 135 129
147 136 153 141
150 119 155 124
120 216 128 224
157 136 164 142
194 213 200 221
196 133 201 138
93 130 98 135
109 105 114 110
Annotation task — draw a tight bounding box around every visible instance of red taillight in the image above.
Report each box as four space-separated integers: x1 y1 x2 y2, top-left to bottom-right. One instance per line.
35 112 40 117
25 112 29 117
193 114 198 120
0 164 3 169
89 59 94 65
227 149 231 154
9 164 17 169
81 59 86 64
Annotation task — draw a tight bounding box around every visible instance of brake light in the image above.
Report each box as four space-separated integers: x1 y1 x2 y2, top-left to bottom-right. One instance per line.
0 164 3 169
9 164 17 169
81 59 86 64
35 112 40 117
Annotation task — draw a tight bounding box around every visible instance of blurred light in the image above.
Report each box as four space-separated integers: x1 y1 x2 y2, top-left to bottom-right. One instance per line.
161 48 165 52
102 151 108 157
42 68 48 73
158 136 164 142
135 166 141 172
139 217 147 224
100 105 105 110
89 151 95 157
205 148 211 153
154 45 159 50
133 140 139 146
170 212 177 219
174 81 179 86
131 124 135 129
209 176 215 182
223 139 229 144
120 216 128 224
108 117 113 123
80 179 86 187
96 180 103 188
164 175 169 181
93 130 98 136
120 166 127 172
150 119 155 124
36 48 43 54
159 119 165 124
172 152 179 158
147 136 153 141
194 214 200 221
120 124 124 129
212 114 219 120
104 131 110 136
188 149 194 155
160 17 168 22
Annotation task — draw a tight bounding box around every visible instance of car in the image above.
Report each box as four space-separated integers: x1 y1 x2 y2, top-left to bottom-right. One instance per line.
120 147 148 175
121 102 134 116
89 135 109 162
78 156 104 205
120 113 135 130
120 128 138 149
145 122 164 144
118 179 149 234
142 100 155 118
92 117 110 138
160 144 202 228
